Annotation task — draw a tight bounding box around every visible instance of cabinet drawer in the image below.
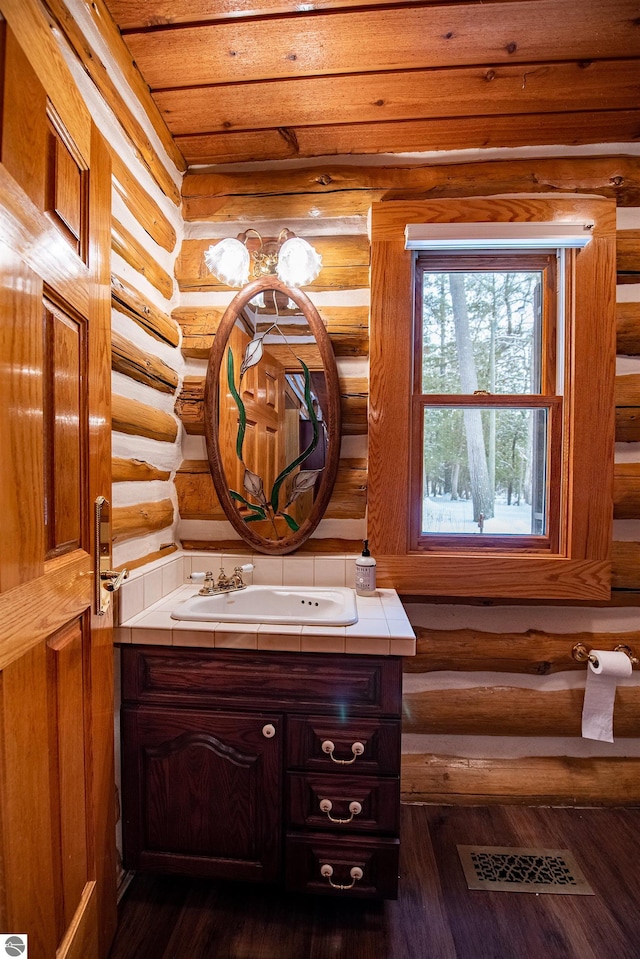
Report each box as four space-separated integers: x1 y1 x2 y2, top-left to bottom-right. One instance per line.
287 715 401 775
122 646 402 715
288 772 399 834
285 833 399 899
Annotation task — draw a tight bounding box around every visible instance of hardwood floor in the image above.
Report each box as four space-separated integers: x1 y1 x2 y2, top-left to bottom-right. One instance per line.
109 804 640 959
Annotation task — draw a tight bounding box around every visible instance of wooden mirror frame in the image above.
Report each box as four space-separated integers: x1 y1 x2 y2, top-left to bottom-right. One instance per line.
204 276 342 555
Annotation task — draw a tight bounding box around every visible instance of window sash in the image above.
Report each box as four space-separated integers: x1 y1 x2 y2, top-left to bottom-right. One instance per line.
413 251 558 398
410 395 563 553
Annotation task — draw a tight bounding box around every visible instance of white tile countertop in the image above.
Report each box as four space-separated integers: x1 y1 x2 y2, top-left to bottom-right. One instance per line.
116 585 416 657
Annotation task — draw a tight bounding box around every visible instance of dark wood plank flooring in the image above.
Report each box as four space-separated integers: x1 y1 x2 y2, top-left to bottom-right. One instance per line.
108 804 640 959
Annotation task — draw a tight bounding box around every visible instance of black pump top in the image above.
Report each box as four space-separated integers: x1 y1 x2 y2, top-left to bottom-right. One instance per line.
362 539 370 556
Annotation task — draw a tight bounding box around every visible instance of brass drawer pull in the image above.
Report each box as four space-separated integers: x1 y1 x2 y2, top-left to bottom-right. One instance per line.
320 864 364 890
321 740 365 765
319 799 362 824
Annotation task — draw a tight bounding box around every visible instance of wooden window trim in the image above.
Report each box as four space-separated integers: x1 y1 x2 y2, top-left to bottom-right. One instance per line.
368 197 616 600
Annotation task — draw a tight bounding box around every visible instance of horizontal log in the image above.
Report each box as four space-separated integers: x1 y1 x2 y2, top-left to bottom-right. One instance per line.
112 394 178 443
111 274 180 347
111 330 179 394
615 408 640 442
111 218 173 300
614 463 640 519
112 499 175 543
44 0 183 204
617 302 640 355
402 686 640 737
177 113 640 174
400 754 640 805
175 460 224 521
615 374 640 408
112 457 172 483
329 457 367 519
182 155 640 205
175 376 368 436
179 538 363 554
404 627 640 674
115 543 178 573
182 192 374 223
174 304 369 359
157 60 640 137
172 306 223 358
175 457 367 522
175 236 370 291
617 230 640 275
127 2 640 87
112 152 177 253
612 541 640 590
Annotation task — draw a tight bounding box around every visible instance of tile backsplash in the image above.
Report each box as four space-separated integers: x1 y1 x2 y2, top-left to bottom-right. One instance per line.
116 550 360 626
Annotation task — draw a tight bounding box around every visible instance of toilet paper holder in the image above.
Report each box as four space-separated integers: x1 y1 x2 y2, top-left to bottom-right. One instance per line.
572 642 639 669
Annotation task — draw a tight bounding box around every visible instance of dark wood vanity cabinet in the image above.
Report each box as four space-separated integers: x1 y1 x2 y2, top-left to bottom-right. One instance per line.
121 646 403 898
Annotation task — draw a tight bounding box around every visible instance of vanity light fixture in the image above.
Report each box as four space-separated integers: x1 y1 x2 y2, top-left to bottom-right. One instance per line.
204 228 322 288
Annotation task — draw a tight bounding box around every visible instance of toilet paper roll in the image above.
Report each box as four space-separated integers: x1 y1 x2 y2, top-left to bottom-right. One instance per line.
581 650 632 743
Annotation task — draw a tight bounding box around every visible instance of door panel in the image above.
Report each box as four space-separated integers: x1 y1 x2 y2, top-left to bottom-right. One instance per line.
0 18 115 959
44 298 86 559
46 619 90 934
0 249 45 592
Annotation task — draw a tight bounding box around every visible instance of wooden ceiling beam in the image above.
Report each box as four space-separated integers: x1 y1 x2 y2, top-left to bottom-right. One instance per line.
121 0 640 88
176 111 640 167
154 60 640 137
182 156 640 213
104 0 556 31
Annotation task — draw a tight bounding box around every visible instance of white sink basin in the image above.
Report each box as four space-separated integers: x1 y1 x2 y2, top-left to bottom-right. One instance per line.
171 585 358 626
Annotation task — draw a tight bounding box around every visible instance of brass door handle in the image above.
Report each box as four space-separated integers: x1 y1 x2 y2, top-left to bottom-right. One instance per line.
101 569 129 592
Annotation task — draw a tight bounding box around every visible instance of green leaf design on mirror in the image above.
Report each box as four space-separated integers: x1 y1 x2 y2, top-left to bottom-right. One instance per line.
227 348 246 461
229 489 266 519
280 512 300 532
271 359 320 515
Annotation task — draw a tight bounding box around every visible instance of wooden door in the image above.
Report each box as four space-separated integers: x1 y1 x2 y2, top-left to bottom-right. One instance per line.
0 19 115 959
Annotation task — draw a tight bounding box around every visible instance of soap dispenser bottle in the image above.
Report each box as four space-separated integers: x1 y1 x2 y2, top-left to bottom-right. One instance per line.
355 540 377 596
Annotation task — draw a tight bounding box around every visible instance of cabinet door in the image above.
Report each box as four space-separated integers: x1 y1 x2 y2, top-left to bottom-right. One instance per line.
122 707 282 882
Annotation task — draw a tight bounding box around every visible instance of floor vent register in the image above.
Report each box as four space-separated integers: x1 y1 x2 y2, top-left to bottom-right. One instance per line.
457 845 594 895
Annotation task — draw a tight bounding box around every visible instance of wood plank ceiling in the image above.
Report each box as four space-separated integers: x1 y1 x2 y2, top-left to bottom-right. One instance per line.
102 0 640 167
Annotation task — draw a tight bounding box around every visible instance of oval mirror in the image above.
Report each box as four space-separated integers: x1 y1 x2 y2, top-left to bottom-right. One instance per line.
204 277 341 555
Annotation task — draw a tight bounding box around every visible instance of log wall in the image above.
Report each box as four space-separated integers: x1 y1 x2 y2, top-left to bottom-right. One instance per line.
108 130 183 571
174 158 640 805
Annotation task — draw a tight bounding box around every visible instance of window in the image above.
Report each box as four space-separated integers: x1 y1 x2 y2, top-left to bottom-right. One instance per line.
412 252 561 551
368 197 616 600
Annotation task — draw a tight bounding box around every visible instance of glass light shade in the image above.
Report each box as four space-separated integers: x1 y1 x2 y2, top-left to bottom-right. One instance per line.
204 238 250 287
276 237 322 287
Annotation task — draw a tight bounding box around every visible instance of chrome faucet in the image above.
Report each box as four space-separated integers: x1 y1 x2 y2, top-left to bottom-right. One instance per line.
196 563 253 595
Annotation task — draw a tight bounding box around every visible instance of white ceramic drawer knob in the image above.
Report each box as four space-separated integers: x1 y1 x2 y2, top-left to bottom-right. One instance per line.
262 723 276 738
